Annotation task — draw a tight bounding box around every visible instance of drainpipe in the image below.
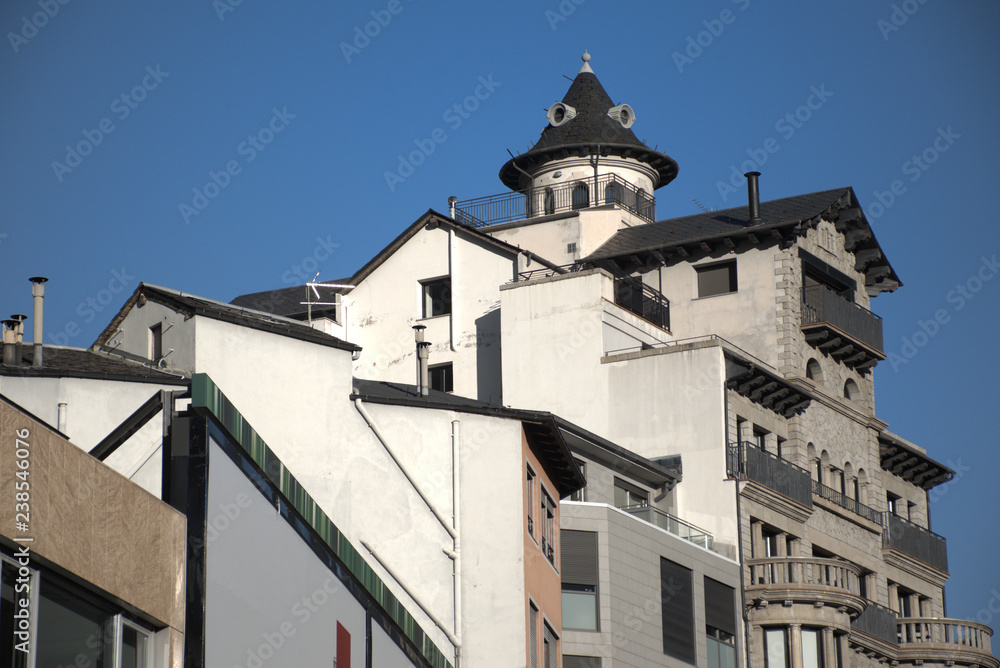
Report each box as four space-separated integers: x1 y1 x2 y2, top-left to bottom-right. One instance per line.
451 420 463 667
30 277 48 369
726 379 753 667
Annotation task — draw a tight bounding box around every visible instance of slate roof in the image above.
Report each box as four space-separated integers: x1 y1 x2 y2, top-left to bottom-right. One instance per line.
231 283 347 319
94 284 359 353
499 61 678 191
0 346 188 384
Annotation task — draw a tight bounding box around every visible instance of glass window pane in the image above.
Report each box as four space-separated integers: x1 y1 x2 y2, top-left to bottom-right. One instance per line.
561 591 597 630
1 562 29 668
120 623 148 668
707 636 721 668
765 628 788 668
36 578 114 668
720 640 736 668
802 628 822 668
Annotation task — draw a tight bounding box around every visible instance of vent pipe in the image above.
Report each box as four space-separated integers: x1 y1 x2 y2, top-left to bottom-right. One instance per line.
2 319 18 367
11 314 27 365
413 325 430 396
57 403 68 433
29 277 48 369
448 196 458 220
745 172 762 225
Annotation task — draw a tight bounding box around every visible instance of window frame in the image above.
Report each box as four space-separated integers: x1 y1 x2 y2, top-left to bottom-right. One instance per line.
526 465 536 542
695 260 738 298
428 362 454 393
540 486 557 567
419 277 452 319
613 477 649 509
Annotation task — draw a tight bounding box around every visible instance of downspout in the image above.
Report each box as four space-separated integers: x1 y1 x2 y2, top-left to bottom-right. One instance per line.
726 376 752 667
451 420 463 668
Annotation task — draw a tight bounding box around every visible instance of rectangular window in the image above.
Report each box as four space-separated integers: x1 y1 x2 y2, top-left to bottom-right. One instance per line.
764 628 790 668
569 459 586 502
776 437 786 460
696 260 737 298
613 478 648 509
802 628 823 668
561 530 598 631
429 363 453 393
526 466 536 540
735 415 747 444
705 577 737 668
421 277 451 318
660 558 695 663
543 622 558 668
887 492 901 516
564 657 601 668
541 489 556 565
149 323 162 361
752 427 767 450
529 603 538 668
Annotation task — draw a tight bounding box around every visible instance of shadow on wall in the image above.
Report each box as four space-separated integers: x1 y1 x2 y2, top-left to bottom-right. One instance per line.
475 308 502 405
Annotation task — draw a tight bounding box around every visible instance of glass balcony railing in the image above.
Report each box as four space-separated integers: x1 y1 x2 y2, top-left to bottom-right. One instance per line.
620 504 715 551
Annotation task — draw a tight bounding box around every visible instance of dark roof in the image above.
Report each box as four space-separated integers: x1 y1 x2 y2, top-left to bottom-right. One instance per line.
878 431 954 491
229 210 538 320
586 187 901 294
93 284 359 353
350 379 587 498
499 61 678 191
0 346 188 384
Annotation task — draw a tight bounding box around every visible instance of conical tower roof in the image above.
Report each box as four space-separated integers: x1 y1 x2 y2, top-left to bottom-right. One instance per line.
499 52 678 191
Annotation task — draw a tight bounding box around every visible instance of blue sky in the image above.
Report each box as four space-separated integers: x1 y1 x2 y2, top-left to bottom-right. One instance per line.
2 1 998 624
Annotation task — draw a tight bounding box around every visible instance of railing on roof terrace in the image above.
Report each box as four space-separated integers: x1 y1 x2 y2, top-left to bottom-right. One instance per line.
801 285 884 353
852 601 899 645
727 442 813 507
453 173 656 227
620 504 715 552
882 512 948 572
614 276 670 330
812 479 882 525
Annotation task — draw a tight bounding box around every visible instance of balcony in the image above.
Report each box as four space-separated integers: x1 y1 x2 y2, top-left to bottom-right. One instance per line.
453 173 656 227
613 276 670 330
727 442 813 508
882 512 948 572
621 504 714 551
746 556 864 613
812 479 882 525
852 601 899 646
897 618 998 668
801 285 884 370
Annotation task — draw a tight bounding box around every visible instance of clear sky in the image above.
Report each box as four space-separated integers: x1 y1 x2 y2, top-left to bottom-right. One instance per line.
2 0 998 624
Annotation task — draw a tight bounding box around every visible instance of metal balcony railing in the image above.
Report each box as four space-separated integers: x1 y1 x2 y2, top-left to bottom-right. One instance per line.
852 601 899 645
727 442 813 508
882 513 948 571
613 276 670 330
620 504 715 551
801 285 884 353
453 173 656 227
747 556 861 597
812 479 882 525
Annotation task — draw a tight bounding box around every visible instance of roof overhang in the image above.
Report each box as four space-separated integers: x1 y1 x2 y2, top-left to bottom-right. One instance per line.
499 142 678 192
878 431 954 490
725 352 815 418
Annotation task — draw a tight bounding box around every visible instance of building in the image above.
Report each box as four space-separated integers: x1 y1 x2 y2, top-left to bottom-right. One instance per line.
233 52 996 667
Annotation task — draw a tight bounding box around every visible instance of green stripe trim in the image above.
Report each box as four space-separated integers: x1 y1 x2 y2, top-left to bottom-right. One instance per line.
191 373 454 668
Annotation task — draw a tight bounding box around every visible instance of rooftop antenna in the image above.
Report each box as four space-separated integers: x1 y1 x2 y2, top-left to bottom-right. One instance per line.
300 274 355 326
692 199 709 213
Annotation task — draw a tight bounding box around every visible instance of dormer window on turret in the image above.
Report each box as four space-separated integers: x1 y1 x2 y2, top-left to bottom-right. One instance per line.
607 104 635 129
547 102 577 127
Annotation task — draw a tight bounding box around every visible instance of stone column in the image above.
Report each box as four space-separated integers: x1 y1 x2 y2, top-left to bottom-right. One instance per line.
790 624 803 668
823 627 836 668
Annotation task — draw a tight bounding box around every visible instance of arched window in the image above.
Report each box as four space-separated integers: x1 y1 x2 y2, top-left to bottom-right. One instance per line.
572 183 589 210
806 358 823 384
820 450 831 487
544 187 555 215
844 379 860 401
637 188 652 219
844 462 855 499
857 469 869 505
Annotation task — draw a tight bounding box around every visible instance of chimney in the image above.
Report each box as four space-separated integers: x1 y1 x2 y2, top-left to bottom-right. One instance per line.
413 325 430 396
11 314 27 365
745 172 762 225
30 277 47 369
448 195 458 220
2 319 18 367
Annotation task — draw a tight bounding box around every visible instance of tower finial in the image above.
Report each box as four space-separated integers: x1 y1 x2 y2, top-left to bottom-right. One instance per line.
579 50 593 74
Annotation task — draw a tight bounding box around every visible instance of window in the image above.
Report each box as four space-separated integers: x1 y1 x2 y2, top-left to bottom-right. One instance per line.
660 558 695 662
543 623 558 668
696 261 737 298
776 437 786 460
762 528 783 557
605 182 623 205
752 427 767 450
572 183 589 209
149 323 162 361
705 578 737 668
541 489 556 565
526 466 536 539
529 603 538 668
613 478 648 509
564 657 601 668
802 628 824 668
561 530 598 631
429 363 453 392
421 277 451 318
805 358 822 383
887 492 901 516
764 628 790 668
844 379 860 401
544 187 555 215
830 467 845 495
569 459 586 502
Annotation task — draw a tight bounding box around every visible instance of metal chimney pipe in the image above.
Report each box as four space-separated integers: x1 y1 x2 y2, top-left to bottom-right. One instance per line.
11 314 27 366
29 277 48 369
413 325 427 394
418 342 431 396
57 403 68 433
2 319 18 367
448 196 458 220
745 172 762 224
